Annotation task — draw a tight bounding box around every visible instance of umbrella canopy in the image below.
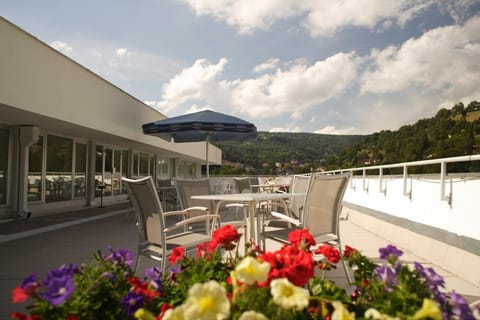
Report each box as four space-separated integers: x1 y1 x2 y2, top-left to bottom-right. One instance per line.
142 110 257 176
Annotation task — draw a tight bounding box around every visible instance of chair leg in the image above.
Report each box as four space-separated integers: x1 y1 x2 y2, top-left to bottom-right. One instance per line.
337 240 354 284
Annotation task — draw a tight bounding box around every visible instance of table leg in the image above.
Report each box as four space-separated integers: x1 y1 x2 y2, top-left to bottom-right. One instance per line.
249 201 256 243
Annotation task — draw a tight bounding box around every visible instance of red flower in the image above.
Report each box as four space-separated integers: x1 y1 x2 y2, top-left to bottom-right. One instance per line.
12 287 29 304
259 244 314 286
343 245 358 258
158 303 173 319
288 229 316 249
10 312 40 320
315 244 340 263
128 277 161 300
209 225 241 251
196 241 214 258
168 246 185 265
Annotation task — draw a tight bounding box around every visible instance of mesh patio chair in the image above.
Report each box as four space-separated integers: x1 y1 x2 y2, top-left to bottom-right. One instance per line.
260 173 353 283
175 178 247 230
262 174 312 229
234 177 252 193
122 176 220 273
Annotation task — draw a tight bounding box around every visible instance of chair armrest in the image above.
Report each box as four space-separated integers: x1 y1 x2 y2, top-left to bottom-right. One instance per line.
164 214 220 233
225 203 248 208
163 210 189 217
270 211 301 226
184 206 209 213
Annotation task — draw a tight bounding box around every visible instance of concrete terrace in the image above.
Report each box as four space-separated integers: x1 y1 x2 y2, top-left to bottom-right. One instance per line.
1 203 479 318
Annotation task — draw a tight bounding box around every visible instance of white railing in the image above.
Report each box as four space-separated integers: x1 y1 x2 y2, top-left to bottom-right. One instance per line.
324 154 480 205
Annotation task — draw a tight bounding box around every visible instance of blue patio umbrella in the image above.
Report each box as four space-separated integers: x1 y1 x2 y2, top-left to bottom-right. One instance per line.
142 109 257 177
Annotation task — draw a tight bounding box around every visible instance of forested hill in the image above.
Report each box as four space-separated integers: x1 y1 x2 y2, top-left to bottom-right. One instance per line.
214 132 365 174
212 101 480 175
323 101 480 171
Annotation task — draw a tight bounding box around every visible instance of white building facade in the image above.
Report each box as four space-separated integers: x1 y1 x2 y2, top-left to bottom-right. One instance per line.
0 17 221 219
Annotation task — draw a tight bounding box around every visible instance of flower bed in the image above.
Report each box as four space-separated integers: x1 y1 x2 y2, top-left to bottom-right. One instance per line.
12 225 480 319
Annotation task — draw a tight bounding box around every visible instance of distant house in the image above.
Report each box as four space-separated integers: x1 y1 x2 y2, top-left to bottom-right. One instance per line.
0 17 221 219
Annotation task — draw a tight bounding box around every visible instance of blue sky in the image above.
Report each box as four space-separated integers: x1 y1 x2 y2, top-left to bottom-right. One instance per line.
2 0 480 134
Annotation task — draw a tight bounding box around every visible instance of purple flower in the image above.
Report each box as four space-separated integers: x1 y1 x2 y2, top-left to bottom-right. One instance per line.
145 266 163 291
21 273 39 289
42 264 77 306
145 266 162 280
121 291 144 315
379 244 403 260
375 265 397 289
449 291 475 320
100 272 117 283
103 246 134 267
414 262 445 292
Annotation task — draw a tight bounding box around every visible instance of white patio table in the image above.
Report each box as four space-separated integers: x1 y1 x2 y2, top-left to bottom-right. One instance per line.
191 192 305 243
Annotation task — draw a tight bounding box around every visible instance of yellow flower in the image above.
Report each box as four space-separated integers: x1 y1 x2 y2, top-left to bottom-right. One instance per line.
364 308 400 319
413 299 442 320
183 280 230 320
235 256 271 285
134 308 156 320
270 278 309 310
331 301 356 320
162 305 186 320
238 310 269 320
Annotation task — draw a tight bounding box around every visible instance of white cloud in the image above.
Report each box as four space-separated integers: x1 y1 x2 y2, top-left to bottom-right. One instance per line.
269 126 301 133
360 15 480 104
303 0 402 37
50 40 73 54
158 58 228 113
179 0 305 33
155 53 359 118
115 48 130 57
253 58 280 73
178 0 477 37
315 125 358 135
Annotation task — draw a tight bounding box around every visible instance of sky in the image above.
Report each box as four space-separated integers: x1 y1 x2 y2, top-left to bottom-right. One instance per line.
2 0 480 135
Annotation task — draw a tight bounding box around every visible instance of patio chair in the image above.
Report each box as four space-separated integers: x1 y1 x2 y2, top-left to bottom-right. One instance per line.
234 177 253 193
175 178 247 230
260 173 353 283
122 176 220 273
263 174 312 229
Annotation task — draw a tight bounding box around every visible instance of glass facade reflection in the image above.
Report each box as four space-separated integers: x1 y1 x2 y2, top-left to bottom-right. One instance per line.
46 135 73 202
28 136 43 202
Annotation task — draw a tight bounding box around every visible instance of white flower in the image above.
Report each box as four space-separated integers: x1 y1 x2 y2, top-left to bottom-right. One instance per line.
235 256 270 285
238 310 269 320
162 305 186 320
331 301 355 320
270 278 309 310
365 307 400 319
183 280 230 320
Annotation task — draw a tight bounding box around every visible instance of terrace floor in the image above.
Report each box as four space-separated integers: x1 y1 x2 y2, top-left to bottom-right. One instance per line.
0 202 479 318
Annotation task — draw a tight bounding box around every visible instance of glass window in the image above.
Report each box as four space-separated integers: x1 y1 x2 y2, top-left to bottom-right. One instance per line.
0 129 9 205
103 148 113 196
176 160 185 178
133 153 139 178
95 145 104 197
149 155 155 177
74 143 87 198
113 149 121 195
46 135 73 202
28 136 43 202
140 153 149 177
157 158 170 179
121 150 128 193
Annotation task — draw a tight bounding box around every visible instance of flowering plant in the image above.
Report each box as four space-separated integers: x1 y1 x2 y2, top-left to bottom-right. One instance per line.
11 225 479 320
